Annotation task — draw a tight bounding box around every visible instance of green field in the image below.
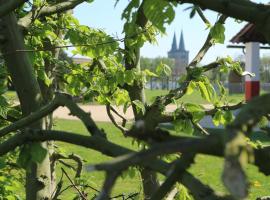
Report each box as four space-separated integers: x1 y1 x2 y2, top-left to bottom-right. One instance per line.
53 119 270 199
3 89 245 105
145 89 245 104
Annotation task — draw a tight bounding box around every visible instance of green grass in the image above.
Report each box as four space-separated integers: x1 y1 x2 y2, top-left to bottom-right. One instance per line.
53 119 142 199
53 119 270 199
3 89 245 106
145 89 245 104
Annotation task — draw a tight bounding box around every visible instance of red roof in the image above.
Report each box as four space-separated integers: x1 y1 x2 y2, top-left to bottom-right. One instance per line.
230 23 268 44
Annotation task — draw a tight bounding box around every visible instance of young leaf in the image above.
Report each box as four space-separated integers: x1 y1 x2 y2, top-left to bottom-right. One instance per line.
30 143 48 164
185 103 204 113
186 81 196 95
132 100 146 114
197 81 211 102
156 62 172 77
143 0 176 32
210 23 225 44
212 110 225 126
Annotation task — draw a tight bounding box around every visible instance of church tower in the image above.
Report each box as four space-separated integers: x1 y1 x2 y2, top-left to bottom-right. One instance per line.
168 31 189 75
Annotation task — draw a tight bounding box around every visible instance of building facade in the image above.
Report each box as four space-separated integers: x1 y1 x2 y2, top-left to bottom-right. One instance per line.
168 31 189 75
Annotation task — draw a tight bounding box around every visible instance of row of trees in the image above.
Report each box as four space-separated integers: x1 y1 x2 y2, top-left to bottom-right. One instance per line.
0 0 270 200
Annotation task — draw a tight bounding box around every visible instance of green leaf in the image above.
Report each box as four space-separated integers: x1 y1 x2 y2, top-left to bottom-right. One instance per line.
125 70 135 85
143 0 176 32
37 70 52 86
192 111 205 123
224 111 234 125
185 103 205 123
30 143 48 164
259 116 268 128
197 81 211 102
210 23 225 44
122 0 140 20
212 110 225 126
132 100 146 115
174 119 193 135
0 157 6 169
185 103 204 113
17 146 31 169
186 81 196 95
156 62 172 76
144 69 158 77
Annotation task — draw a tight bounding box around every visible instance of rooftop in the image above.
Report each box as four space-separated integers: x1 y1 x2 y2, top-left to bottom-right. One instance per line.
230 23 268 44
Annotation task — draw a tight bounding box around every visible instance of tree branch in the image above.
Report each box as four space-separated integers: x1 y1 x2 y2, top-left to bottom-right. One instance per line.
150 154 195 200
0 0 27 18
18 0 86 28
0 93 105 138
188 14 227 67
106 105 128 134
175 0 270 40
1 128 266 199
61 168 87 199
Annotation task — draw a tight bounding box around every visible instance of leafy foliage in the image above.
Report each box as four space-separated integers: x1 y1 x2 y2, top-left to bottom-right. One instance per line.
143 0 176 32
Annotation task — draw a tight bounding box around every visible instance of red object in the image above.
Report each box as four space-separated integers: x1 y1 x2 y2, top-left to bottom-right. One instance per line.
245 81 260 101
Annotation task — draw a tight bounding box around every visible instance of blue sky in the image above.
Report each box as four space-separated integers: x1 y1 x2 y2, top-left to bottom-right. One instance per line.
73 0 270 64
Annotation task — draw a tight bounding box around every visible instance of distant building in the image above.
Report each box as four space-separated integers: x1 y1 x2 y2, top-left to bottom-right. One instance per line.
168 31 189 75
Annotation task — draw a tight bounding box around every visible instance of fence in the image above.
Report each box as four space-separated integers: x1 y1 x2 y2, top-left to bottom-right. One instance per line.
146 77 270 93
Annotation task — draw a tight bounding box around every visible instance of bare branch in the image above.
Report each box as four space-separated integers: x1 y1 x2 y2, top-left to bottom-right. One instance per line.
188 15 227 67
150 154 195 200
205 101 244 116
106 105 128 134
96 172 119 200
195 6 210 25
51 153 83 178
61 168 87 199
109 105 127 127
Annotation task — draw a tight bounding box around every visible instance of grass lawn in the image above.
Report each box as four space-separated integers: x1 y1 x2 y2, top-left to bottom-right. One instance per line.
145 89 245 104
53 119 270 199
2 89 245 106
53 119 142 199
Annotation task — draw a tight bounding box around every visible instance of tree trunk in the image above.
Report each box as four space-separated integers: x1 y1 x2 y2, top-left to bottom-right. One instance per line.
0 11 51 200
125 49 159 199
140 168 160 200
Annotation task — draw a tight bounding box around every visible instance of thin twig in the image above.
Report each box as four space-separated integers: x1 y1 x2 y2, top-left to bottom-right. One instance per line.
3 27 152 55
61 167 87 200
106 105 128 134
109 105 128 127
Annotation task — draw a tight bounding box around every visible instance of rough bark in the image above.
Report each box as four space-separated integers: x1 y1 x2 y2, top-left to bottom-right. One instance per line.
0 11 51 200
124 48 159 199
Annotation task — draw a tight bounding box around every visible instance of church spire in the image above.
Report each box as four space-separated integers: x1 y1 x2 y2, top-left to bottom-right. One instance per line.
179 30 185 51
170 32 177 52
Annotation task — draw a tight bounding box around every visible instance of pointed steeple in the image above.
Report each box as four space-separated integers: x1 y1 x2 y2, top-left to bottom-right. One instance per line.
179 30 185 51
170 32 177 52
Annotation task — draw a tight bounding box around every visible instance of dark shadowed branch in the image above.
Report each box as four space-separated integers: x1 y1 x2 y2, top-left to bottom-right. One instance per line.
0 0 27 18
0 93 105 138
18 0 87 28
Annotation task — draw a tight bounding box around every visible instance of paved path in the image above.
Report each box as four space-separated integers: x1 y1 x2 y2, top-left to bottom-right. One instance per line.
53 104 226 128
53 104 179 122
